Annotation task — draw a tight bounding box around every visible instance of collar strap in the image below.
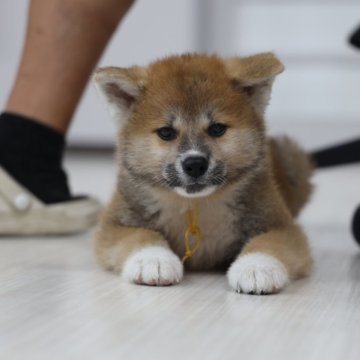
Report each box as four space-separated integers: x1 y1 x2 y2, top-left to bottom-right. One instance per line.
182 202 202 263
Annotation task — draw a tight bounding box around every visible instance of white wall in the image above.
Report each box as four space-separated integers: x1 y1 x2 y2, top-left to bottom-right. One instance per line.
198 0 360 149
1 0 359 150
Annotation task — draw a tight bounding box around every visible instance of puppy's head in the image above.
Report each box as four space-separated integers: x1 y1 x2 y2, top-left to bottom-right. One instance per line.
94 53 283 198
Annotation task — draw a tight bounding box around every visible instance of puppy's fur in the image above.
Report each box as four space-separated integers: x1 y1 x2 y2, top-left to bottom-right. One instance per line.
93 53 313 294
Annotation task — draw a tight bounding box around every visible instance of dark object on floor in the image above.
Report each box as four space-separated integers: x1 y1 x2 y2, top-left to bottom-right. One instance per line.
311 138 360 248
352 205 360 246
349 24 360 49
348 24 360 245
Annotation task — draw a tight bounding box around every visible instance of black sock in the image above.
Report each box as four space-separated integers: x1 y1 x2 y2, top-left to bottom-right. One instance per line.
0 112 73 204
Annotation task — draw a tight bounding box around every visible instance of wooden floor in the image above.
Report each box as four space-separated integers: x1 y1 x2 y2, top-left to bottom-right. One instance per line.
1 153 359 360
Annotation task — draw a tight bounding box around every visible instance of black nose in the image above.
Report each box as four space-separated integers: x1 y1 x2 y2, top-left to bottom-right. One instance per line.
182 156 208 178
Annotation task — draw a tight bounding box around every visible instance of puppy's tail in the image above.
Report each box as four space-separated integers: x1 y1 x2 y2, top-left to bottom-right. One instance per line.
269 136 314 217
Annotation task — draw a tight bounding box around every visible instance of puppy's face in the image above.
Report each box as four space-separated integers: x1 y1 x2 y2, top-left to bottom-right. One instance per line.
95 53 283 198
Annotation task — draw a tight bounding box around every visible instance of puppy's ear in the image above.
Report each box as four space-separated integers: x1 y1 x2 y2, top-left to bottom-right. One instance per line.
224 53 284 115
93 66 148 127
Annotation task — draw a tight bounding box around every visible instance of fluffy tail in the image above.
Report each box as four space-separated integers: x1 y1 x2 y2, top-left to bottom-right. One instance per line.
269 136 314 217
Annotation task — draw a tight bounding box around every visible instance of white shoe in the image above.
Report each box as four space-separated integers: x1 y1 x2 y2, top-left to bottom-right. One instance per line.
0 166 102 235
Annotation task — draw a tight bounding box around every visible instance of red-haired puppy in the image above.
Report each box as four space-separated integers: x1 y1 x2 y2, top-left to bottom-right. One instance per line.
93 53 313 295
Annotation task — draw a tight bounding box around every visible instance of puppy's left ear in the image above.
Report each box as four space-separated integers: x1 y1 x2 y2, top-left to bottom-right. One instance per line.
224 53 284 115
93 66 148 128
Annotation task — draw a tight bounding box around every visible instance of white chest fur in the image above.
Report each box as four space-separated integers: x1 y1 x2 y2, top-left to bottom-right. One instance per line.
153 197 239 270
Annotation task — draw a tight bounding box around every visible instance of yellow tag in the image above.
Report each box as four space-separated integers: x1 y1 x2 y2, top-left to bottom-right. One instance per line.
182 202 202 263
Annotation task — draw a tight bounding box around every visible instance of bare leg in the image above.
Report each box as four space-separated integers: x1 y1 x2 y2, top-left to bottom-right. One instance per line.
6 0 134 133
0 0 134 211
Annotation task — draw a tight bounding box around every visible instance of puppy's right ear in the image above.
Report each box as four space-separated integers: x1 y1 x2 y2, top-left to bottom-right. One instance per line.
93 66 148 127
224 53 284 115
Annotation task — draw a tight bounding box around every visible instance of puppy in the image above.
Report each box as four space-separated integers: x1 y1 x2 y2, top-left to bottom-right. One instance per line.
93 53 313 294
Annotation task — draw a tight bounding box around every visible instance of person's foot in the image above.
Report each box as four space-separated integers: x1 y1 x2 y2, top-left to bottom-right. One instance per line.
0 112 101 235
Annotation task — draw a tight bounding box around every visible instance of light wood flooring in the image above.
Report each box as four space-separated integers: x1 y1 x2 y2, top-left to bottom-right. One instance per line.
1 152 359 360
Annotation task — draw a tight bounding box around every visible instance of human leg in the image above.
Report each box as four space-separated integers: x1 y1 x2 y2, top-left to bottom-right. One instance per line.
5 0 134 133
0 0 134 234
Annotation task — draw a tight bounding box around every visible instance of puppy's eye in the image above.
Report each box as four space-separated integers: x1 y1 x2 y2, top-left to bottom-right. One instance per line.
156 127 178 141
207 123 227 137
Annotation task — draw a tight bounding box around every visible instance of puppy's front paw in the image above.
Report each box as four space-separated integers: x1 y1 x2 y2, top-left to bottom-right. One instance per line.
122 246 183 286
227 252 289 295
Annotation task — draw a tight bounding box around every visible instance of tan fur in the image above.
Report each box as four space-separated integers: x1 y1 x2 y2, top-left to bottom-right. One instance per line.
241 224 312 279
94 193 169 272
269 136 314 217
93 53 313 290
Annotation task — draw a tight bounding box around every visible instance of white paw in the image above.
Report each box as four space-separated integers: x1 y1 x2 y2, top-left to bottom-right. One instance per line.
122 246 183 286
227 252 289 295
